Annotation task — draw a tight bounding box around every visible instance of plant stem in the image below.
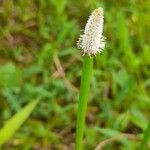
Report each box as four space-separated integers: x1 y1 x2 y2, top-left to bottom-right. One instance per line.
76 56 93 150
140 123 150 150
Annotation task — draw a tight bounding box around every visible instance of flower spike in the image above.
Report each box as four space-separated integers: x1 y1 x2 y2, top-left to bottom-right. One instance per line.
77 7 105 56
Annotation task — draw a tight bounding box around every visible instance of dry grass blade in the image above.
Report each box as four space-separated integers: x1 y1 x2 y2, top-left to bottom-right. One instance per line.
95 133 139 150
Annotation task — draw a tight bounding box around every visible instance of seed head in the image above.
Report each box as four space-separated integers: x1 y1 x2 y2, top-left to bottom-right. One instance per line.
77 7 105 56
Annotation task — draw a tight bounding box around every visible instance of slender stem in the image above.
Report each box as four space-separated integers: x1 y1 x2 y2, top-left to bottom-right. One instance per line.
76 56 93 150
140 123 150 150
90 0 95 11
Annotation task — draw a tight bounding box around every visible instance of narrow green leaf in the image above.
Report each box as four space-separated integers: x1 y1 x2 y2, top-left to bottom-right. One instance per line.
95 127 120 137
0 99 39 146
130 108 148 130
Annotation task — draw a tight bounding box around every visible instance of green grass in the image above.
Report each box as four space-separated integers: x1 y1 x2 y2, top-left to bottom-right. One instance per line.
0 0 150 149
0 99 39 147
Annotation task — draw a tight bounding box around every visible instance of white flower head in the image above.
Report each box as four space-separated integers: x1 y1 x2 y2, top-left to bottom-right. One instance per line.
77 7 105 56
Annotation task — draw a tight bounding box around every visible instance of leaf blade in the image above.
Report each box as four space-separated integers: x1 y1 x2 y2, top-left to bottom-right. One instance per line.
0 99 39 146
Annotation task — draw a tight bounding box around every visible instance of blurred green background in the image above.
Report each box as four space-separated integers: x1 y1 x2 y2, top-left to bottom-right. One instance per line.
0 0 150 149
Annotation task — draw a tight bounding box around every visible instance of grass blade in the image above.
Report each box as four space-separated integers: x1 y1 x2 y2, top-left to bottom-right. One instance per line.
0 99 39 146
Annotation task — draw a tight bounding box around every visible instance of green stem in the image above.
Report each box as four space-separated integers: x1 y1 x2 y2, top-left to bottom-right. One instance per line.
140 123 150 150
76 56 93 150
